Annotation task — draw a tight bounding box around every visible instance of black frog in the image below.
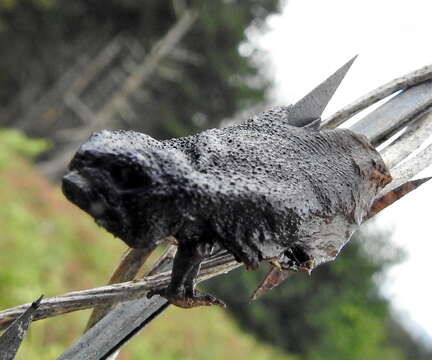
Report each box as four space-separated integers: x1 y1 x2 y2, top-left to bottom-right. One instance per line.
62 59 392 308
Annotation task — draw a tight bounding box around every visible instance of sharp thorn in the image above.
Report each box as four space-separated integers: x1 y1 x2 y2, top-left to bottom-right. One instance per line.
289 55 357 127
31 295 44 308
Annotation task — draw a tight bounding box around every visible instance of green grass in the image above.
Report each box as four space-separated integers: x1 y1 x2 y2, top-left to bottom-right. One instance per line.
0 129 294 360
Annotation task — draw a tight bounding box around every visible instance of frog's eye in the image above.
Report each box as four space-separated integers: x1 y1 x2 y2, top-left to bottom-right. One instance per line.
371 159 377 167
110 165 146 189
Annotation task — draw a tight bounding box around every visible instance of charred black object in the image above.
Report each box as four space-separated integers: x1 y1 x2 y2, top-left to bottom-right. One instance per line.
62 57 393 308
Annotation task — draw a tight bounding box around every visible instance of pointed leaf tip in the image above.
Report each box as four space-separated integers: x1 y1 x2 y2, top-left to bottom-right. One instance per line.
249 267 292 302
365 176 432 221
0 295 43 360
412 176 432 186
289 55 358 127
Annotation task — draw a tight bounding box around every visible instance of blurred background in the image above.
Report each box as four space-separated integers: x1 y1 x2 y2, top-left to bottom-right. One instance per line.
0 0 431 359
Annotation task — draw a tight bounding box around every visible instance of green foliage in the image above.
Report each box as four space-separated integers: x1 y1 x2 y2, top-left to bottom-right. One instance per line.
0 131 295 359
0 129 47 167
205 227 430 360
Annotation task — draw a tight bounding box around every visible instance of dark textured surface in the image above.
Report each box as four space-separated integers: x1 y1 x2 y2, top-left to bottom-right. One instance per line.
62 105 391 305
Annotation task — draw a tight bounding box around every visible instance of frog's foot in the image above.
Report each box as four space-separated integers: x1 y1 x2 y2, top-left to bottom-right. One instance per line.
168 289 226 308
148 288 225 308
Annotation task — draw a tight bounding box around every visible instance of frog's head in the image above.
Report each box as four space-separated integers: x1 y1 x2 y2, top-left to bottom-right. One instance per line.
62 130 187 247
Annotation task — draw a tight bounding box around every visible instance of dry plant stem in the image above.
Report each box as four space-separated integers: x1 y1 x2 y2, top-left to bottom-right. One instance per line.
0 254 239 331
85 241 176 331
145 244 177 276
85 245 157 331
380 109 432 169
87 244 177 360
384 142 432 193
350 81 432 145
322 63 432 128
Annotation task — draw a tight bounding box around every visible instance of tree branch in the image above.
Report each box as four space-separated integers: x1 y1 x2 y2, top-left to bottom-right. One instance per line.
381 109 432 169
0 253 238 331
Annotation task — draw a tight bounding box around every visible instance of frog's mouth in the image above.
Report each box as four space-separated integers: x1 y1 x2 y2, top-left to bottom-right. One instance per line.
62 171 107 217
62 169 130 239
63 171 92 211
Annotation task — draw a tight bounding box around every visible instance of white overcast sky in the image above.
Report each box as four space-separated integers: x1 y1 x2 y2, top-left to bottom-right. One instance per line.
257 0 432 342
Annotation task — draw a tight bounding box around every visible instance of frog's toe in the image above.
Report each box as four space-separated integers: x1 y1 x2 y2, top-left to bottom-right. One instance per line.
175 289 226 308
149 288 225 308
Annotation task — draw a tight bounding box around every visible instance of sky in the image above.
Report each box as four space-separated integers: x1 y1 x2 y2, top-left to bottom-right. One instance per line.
257 0 432 343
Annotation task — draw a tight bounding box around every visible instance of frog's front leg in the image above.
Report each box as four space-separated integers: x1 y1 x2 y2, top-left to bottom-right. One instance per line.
149 240 226 308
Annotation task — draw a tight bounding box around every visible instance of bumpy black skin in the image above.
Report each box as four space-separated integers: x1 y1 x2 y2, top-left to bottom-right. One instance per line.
62 106 391 307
